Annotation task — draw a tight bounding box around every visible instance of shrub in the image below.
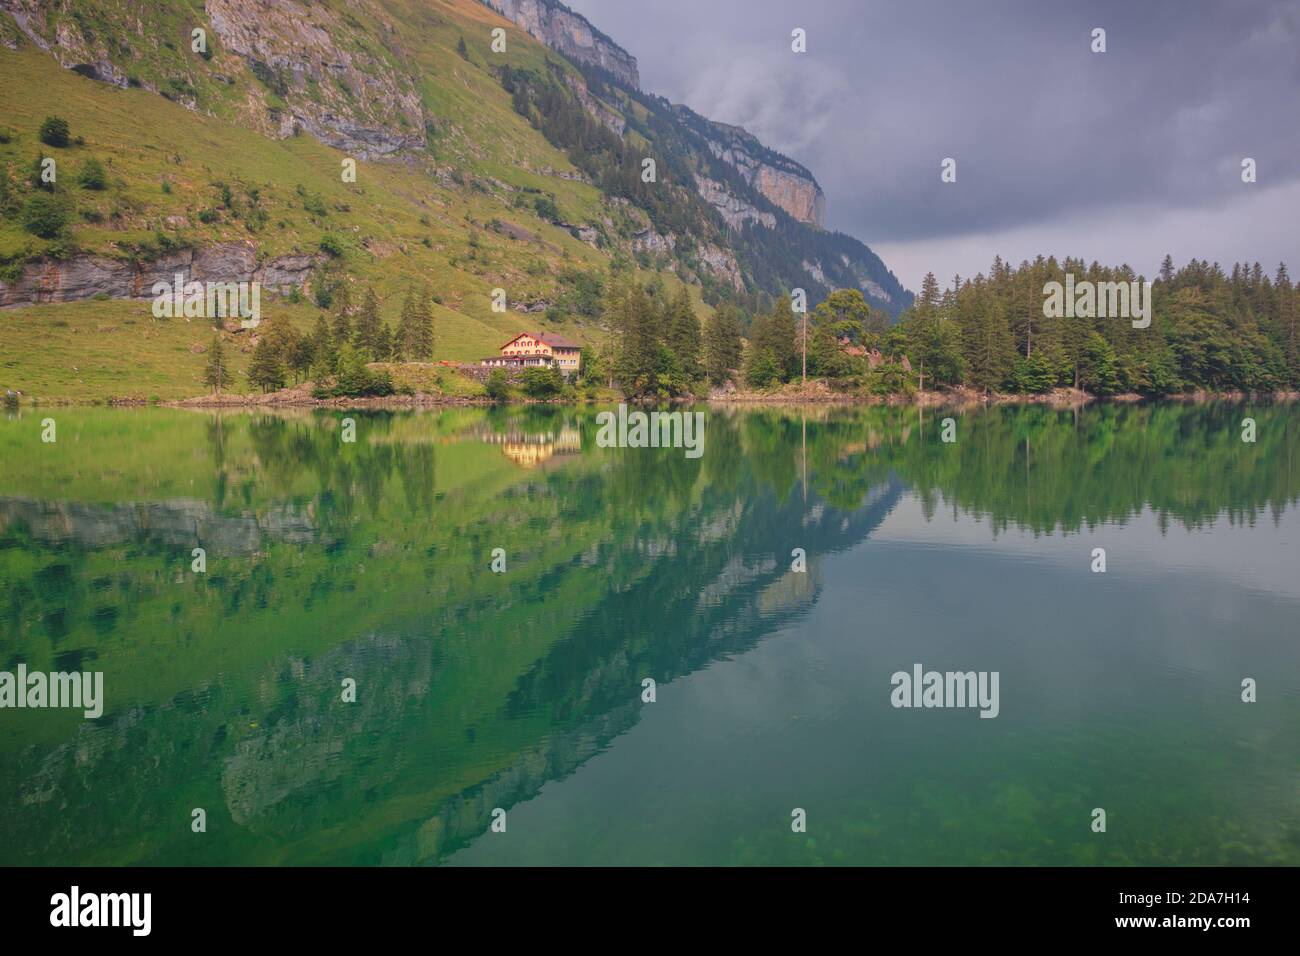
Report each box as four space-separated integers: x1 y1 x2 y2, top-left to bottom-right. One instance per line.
39 116 70 147
324 344 395 397
484 369 511 402
532 195 559 222
20 193 71 239
520 366 564 399
76 157 107 190
318 234 346 257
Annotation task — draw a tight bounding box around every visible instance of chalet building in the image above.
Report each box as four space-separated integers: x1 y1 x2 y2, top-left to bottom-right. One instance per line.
837 337 912 372
481 332 582 375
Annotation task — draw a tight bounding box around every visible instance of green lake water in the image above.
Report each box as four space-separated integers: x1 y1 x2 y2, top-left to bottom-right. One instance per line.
0 402 1296 865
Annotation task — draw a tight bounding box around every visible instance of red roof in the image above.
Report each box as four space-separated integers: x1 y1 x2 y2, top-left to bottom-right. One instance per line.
500 331 581 351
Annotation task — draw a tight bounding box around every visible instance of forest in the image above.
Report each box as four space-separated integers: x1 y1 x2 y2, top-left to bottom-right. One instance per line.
601 256 1300 399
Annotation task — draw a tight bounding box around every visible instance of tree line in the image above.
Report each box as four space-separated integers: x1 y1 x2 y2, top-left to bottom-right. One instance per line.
205 284 436 397
603 254 1300 400
601 275 741 399
891 256 1300 395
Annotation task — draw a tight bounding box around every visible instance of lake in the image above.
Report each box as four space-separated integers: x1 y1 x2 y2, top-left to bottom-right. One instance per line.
0 402 1296 865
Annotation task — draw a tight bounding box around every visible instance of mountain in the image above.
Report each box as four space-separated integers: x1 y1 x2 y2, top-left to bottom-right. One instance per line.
486 0 639 89
484 0 908 311
0 0 909 401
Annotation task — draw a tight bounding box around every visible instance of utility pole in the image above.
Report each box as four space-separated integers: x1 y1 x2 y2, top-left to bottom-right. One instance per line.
801 310 807 387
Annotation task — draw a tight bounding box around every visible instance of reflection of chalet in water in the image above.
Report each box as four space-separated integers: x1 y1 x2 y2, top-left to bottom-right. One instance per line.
477 424 582 467
480 332 582 375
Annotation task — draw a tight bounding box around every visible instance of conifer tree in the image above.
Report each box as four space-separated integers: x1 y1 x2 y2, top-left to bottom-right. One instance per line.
353 287 382 357
247 336 285 393
310 314 333 372
203 333 228 394
374 322 393 362
331 282 353 347
704 304 743 385
666 285 702 379
395 288 417 362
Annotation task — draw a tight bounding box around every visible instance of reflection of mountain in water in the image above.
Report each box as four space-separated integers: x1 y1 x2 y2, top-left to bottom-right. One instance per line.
5 402 1298 864
397 477 904 863
0 463 901 864
0 496 318 554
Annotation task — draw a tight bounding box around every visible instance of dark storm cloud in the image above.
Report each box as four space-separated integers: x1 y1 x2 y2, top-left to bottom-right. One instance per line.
564 0 1300 279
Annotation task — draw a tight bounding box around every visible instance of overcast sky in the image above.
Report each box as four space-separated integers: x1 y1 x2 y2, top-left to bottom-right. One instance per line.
564 0 1300 292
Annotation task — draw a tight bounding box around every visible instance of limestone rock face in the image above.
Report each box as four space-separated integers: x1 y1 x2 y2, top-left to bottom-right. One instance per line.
485 0 640 89
1 0 129 86
204 0 426 157
753 164 826 228
2 0 428 157
563 72 626 136
699 244 744 292
698 119 827 228
0 243 320 307
693 174 776 230
632 229 674 255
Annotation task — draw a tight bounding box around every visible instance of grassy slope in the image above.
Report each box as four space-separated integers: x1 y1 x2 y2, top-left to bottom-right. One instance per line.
0 0 711 401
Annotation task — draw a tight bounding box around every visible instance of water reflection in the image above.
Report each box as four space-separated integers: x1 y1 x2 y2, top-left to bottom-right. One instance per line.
0 402 1296 864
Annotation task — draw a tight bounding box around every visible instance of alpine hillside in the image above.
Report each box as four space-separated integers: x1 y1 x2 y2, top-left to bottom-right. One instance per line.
0 0 909 402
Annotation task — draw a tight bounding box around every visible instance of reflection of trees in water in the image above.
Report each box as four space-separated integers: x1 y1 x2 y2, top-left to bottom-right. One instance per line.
408 477 904 862
0 409 904 863
4 402 1299 863
787 402 1300 532
235 412 440 528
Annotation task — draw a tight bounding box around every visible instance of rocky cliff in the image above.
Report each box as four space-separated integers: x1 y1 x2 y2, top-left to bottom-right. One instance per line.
1 0 428 158
0 243 319 308
692 115 826 229
484 0 640 89
203 0 427 157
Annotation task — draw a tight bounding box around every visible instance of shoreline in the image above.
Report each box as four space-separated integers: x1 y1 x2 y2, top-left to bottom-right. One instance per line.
8 387 1299 410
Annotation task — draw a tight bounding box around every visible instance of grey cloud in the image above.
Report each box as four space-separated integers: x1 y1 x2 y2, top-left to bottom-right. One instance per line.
565 0 1300 284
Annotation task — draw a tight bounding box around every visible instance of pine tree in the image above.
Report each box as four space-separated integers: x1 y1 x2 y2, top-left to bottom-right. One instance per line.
247 337 285 393
704 304 743 385
415 283 435 360
331 282 353 347
666 285 702 379
310 314 333 370
374 322 393 362
763 295 798 381
203 333 228 394
353 287 381 356
613 282 661 398
395 288 417 362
